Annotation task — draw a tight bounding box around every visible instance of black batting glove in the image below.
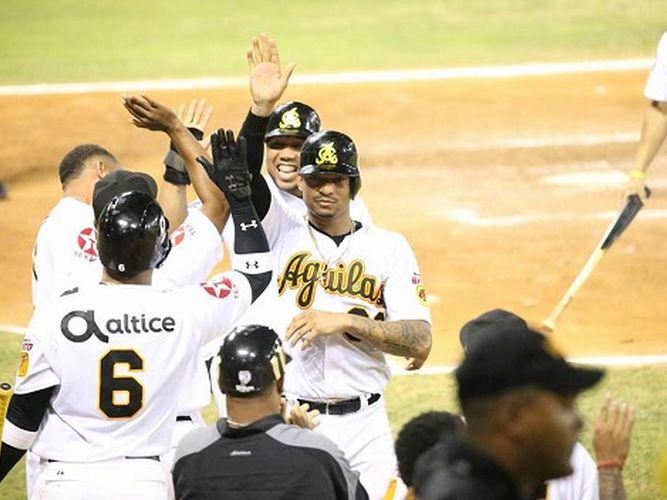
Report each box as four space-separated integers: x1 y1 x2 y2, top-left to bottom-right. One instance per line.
197 129 252 206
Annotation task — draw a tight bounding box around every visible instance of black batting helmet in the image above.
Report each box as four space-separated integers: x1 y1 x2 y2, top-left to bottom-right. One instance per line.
298 130 362 198
97 191 171 275
264 101 321 142
218 325 289 398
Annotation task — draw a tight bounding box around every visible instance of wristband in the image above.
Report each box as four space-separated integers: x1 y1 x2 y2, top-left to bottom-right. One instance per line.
163 165 191 185
597 460 622 470
628 169 645 180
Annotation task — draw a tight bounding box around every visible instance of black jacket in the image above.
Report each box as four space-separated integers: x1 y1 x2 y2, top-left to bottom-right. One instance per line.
173 414 368 500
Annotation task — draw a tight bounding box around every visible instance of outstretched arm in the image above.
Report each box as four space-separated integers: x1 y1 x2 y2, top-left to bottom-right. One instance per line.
241 33 296 218
158 99 214 230
123 95 229 232
286 311 432 370
197 129 272 303
626 100 667 198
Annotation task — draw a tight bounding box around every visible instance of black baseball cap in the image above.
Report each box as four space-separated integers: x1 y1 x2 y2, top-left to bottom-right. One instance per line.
93 170 158 222
456 309 604 400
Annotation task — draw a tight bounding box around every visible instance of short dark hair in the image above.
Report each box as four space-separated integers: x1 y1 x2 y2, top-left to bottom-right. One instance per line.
59 144 117 187
395 411 465 487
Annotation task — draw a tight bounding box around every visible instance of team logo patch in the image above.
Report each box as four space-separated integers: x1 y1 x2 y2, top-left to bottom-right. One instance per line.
278 107 302 130
416 285 428 306
77 227 98 258
17 352 29 377
411 273 422 285
201 276 234 299
171 226 186 246
236 370 255 393
315 142 338 169
21 340 33 352
171 222 195 247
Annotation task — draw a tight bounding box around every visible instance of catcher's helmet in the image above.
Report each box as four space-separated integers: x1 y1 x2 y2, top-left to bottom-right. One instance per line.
264 101 321 142
97 191 171 275
298 130 361 198
219 325 289 397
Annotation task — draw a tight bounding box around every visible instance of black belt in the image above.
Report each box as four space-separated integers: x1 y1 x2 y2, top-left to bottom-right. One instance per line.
297 393 381 415
48 456 160 462
176 415 193 422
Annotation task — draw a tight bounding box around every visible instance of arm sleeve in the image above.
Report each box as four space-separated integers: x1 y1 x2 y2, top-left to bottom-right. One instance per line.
0 386 56 480
240 110 272 219
228 195 272 304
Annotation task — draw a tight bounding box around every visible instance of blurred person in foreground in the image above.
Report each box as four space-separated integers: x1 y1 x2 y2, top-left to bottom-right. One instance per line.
416 309 604 500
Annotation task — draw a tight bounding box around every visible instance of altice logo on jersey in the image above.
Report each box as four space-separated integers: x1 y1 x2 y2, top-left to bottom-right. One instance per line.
60 310 176 343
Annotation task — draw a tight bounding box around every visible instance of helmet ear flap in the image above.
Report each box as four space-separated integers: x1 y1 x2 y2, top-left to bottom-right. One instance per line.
350 177 361 199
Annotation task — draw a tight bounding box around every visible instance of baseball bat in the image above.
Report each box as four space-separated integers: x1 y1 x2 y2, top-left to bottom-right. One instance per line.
0 382 14 443
542 190 649 332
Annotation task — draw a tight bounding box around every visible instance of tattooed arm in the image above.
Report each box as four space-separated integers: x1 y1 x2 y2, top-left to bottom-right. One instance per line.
285 310 432 370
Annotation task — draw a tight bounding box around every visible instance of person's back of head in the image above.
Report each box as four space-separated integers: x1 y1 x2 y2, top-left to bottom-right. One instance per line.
96 191 171 281
218 324 288 400
395 411 465 489
59 144 118 189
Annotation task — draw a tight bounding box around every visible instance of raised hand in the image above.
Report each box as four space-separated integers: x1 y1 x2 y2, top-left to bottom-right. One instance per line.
122 94 180 132
197 129 251 204
247 33 296 116
177 99 214 149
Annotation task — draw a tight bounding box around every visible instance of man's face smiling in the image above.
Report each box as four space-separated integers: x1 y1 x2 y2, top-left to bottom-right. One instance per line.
265 136 305 196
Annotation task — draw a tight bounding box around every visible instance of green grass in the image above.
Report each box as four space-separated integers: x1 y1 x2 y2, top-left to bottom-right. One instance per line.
0 326 665 499
0 0 665 84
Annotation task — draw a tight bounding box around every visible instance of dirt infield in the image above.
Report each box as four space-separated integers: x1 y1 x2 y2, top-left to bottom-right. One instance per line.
1 69 665 365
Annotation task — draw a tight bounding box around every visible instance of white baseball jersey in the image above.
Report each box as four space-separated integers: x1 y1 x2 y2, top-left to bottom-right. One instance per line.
645 31 667 101
31 197 99 308
546 442 599 500
265 212 431 400
32 198 223 308
31 198 224 424
15 272 251 462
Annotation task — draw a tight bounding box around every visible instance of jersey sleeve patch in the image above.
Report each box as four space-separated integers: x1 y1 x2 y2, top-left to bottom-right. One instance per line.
200 276 237 299
416 285 429 306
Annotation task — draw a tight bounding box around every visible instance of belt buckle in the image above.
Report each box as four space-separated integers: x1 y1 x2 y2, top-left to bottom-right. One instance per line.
325 401 333 415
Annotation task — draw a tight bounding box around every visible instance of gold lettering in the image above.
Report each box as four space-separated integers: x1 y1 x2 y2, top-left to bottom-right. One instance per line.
278 252 385 309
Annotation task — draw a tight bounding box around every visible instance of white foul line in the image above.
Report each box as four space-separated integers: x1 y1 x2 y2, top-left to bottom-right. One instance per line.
0 59 653 96
390 354 667 376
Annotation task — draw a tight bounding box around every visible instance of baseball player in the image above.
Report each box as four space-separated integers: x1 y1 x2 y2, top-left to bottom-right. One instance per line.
32 98 223 308
256 129 432 498
0 129 271 498
237 33 372 233
626 30 667 198
173 324 368 499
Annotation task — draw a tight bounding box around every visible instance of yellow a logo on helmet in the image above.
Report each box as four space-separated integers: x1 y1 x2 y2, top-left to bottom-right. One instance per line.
315 142 338 170
278 107 302 130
